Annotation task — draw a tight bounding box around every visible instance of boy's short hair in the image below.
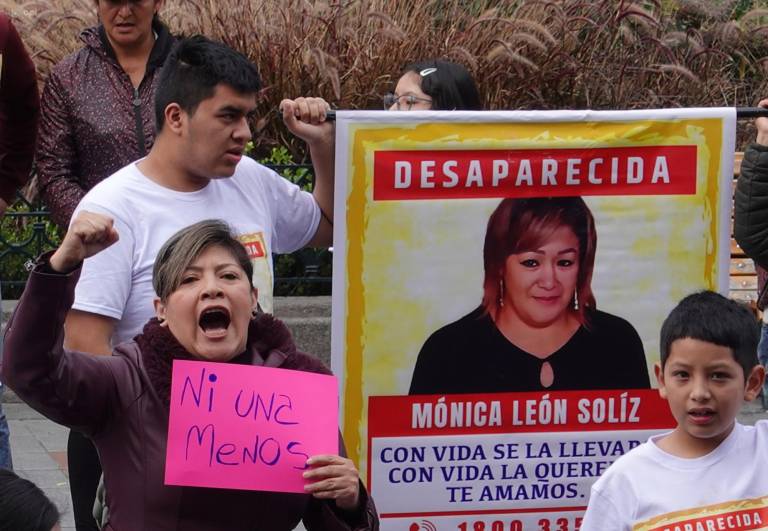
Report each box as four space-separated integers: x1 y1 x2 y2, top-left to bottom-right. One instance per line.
660 290 759 376
154 35 261 130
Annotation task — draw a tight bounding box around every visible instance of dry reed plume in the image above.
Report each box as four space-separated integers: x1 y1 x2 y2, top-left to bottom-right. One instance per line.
4 0 768 153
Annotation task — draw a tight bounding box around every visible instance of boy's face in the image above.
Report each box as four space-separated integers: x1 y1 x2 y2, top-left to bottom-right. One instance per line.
655 337 764 456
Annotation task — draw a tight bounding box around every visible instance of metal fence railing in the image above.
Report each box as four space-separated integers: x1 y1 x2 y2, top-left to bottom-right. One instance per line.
0 163 332 299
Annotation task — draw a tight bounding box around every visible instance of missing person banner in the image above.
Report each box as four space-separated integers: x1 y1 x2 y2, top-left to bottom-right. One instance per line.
331 109 736 529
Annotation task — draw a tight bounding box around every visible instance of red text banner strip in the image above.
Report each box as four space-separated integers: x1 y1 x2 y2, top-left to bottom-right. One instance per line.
368 390 675 437
373 146 697 200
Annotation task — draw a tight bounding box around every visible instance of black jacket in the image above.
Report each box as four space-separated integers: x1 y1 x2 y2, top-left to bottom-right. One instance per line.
734 144 768 308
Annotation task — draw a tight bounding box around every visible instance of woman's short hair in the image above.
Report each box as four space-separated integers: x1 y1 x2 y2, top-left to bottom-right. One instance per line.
481 197 597 324
0 469 60 531
402 59 482 111
153 219 253 301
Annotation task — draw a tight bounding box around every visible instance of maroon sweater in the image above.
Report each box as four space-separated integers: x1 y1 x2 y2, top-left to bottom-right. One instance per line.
2 263 379 531
0 13 39 204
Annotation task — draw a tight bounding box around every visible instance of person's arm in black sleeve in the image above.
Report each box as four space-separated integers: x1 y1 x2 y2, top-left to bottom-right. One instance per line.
735 98 768 269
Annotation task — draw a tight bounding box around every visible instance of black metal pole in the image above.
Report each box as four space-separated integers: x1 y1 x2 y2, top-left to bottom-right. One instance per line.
325 108 768 120
736 107 768 119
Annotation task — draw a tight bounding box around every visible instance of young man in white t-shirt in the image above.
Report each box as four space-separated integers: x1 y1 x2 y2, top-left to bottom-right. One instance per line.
581 291 768 531
64 35 334 353
59 35 337 531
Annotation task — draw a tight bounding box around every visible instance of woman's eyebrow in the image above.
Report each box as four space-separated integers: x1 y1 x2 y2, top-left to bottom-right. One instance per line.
523 247 578 255
214 263 240 271
183 263 239 273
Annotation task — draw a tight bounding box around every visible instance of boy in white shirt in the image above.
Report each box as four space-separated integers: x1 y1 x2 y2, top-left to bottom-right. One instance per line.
581 291 768 531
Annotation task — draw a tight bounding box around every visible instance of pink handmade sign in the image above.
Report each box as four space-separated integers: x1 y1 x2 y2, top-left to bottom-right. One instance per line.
164 360 339 493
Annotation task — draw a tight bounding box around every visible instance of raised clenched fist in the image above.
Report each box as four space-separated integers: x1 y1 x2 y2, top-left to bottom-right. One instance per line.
280 96 334 147
49 211 119 273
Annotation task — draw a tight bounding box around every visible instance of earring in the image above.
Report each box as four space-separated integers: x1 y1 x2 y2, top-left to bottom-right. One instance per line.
498 279 505 308
573 291 579 310
251 308 258 318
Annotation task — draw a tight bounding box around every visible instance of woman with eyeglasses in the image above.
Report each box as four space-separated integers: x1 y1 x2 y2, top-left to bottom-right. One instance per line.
409 197 651 395
383 59 482 111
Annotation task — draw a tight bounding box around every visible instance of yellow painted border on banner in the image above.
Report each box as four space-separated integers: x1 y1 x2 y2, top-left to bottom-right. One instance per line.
342 118 725 464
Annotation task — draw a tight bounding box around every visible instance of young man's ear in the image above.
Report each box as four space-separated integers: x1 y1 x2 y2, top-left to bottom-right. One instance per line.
654 363 668 399
744 364 766 402
164 103 185 135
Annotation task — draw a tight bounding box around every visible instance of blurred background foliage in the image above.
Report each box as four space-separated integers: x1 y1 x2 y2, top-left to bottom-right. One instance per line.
5 0 768 153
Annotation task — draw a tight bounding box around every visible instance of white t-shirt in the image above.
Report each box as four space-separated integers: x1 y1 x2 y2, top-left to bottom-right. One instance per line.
581 421 768 531
71 157 320 345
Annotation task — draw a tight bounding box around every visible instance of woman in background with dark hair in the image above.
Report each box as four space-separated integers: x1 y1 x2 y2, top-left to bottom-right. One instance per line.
0 469 60 531
37 0 174 229
383 59 482 111
409 197 650 395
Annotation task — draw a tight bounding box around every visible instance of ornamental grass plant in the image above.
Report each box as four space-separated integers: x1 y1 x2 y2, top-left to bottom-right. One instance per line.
4 0 768 153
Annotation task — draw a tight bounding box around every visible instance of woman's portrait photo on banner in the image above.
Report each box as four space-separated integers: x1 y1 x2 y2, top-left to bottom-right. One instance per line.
409 196 650 396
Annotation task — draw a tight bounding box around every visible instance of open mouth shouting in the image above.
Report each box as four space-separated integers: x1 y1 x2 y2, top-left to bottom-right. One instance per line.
198 306 231 339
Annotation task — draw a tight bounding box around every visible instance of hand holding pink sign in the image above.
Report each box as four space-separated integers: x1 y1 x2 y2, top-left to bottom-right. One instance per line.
165 359 339 493
304 454 362 510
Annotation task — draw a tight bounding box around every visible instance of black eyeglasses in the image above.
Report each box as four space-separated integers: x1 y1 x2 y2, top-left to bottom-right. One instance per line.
382 93 433 110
